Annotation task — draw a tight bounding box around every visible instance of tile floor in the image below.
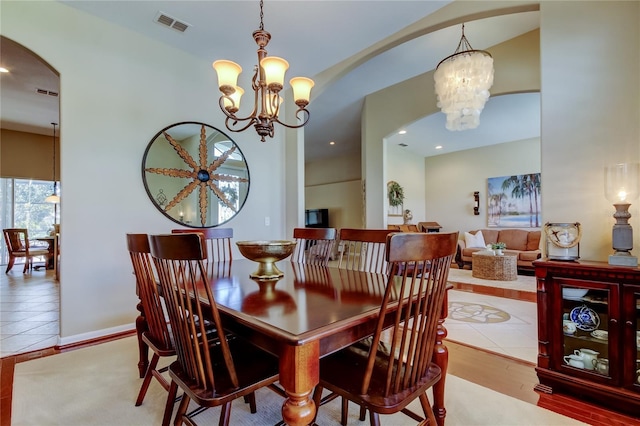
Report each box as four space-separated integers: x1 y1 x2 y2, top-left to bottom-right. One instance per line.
0 268 59 358
446 289 538 363
445 268 538 363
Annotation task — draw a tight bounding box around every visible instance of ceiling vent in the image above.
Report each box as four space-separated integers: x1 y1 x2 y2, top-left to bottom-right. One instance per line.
154 11 190 33
36 88 59 97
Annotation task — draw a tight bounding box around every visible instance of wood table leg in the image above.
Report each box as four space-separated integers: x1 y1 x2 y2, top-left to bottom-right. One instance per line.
432 287 450 426
135 301 149 378
279 341 319 426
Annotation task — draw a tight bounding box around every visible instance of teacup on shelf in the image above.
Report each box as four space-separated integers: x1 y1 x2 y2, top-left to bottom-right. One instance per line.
590 329 608 340
595 358 609 375
563 320 577 335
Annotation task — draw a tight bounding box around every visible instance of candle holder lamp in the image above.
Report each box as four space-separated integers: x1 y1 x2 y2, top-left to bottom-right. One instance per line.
604 163 639 266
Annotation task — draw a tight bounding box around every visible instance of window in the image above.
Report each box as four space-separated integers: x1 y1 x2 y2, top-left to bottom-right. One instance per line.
217 181 239 223
0 178 58 264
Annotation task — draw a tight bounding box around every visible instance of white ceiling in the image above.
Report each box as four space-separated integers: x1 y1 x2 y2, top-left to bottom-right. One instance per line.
0 1 540 162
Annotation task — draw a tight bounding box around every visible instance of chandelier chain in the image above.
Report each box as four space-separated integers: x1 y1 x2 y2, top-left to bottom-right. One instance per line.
454 24 474 54
259 0 264 31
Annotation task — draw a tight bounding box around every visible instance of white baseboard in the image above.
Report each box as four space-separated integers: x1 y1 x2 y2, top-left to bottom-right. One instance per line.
58 323 136 347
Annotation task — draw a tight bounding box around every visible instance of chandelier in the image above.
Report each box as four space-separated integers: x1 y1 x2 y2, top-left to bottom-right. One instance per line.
212 0 314 142
434 24 494 131
45 122 60 204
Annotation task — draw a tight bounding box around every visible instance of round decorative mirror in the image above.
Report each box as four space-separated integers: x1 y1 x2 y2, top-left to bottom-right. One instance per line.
142 122 250 228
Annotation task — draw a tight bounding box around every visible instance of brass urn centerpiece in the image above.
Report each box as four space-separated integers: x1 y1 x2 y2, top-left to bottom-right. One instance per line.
236 240 297 279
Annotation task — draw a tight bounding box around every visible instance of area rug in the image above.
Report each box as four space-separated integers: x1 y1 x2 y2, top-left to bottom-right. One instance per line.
448 268 536 293
12 336 585 425
448 301 511 323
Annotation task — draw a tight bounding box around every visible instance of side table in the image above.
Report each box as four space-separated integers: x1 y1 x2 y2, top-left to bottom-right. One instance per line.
472 252 517 281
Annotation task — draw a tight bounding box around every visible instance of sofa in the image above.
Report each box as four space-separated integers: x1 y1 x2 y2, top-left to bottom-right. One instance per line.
456 228 541 271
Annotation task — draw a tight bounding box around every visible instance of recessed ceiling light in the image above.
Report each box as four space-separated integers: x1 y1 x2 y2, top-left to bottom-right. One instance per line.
0 67 8 73
398 130 407 135
329 141 335 145
435 145 443 150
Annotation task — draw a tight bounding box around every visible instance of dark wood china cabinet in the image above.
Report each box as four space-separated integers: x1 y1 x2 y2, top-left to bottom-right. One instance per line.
534 259 640 417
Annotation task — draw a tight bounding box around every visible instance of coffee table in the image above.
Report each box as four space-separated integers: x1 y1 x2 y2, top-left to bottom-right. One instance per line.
472 252 517 281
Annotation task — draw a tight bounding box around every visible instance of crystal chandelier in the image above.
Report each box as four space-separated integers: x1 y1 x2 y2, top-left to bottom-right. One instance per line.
434 24 494 131
45 122 60 204
212 0 314 142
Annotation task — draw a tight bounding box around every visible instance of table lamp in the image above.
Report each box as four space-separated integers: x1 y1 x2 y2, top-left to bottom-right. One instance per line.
604 163 639 266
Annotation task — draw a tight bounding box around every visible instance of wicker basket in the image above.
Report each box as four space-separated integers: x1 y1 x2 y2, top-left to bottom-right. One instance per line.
471 253 517 281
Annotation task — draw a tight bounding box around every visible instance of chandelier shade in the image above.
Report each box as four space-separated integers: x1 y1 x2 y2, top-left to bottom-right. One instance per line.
260 56 288 90
434 24 494 131
290 77 314 104
212 60 242 92
213 0 314 142
222 86 244 113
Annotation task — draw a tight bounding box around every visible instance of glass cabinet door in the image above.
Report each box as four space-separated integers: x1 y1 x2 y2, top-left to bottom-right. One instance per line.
622 285 640 391
559 281 613 379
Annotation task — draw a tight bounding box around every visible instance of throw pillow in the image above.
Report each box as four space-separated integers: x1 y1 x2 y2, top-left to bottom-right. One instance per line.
464 231 486 248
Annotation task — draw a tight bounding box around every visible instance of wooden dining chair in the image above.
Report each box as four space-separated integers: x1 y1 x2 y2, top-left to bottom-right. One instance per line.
126 233 175 407
332 228 396 420
171 227 233 262
3 228 49 273
337 228 395 274
149 233 281 426
312 232 458 426
291 227 337 265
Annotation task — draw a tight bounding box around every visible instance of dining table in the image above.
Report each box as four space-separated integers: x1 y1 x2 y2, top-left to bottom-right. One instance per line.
34 235 56 269
135 259 451 426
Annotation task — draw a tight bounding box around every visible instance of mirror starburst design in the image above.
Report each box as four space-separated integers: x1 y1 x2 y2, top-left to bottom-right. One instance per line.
145 125 249 226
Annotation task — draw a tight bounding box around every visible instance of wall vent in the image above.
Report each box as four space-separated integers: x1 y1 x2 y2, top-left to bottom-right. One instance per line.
154 11 191 33
36 88 59 97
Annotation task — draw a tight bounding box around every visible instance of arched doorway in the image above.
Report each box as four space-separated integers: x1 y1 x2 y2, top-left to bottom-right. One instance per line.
0 35 61 355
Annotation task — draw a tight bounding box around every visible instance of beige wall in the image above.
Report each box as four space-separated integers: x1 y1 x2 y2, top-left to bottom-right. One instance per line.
539 1 639 261
363 1 639 262
309 27 541 233
2 1 290 343
1 129 59 180
387 143 426 227
305 180 363 230
305 153 363 229
363 5 541 230
425 138 541 233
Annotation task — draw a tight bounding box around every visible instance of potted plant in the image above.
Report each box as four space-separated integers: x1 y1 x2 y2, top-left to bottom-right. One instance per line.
491 242 506 255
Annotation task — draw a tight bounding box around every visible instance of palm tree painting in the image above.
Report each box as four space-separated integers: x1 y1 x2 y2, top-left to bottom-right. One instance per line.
487 173 541 227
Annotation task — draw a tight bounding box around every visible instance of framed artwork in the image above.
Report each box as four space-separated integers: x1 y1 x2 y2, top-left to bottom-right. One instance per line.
487 173 541 228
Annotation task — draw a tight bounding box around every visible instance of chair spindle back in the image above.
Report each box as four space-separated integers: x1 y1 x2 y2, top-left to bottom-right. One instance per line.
126 234 172 351
171 228 233 263
291 227 337 265
337 228 395 274
150 233 238 391
361 232 458 397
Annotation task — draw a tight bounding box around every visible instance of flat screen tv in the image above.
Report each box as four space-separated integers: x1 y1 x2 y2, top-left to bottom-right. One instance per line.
305 208 329 228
